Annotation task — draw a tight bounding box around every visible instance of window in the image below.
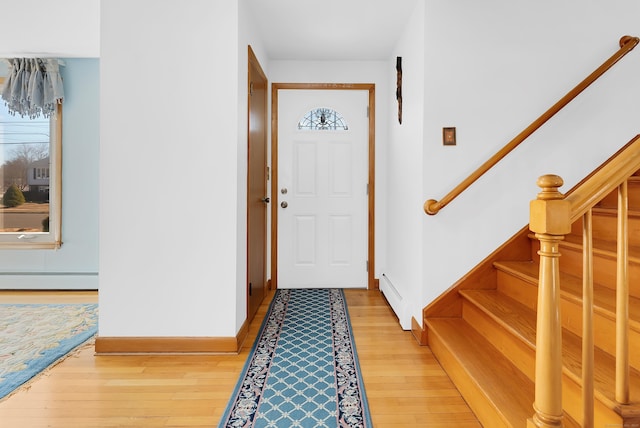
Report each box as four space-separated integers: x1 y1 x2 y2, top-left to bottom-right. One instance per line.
35 167 50 180
298 107 348 131
0 77 62 248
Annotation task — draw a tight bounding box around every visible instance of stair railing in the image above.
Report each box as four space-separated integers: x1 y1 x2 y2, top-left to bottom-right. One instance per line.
528 134 640 428
424 35 639 216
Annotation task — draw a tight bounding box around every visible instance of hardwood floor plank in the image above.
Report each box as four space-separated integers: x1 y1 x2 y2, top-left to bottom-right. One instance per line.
0 289 480 427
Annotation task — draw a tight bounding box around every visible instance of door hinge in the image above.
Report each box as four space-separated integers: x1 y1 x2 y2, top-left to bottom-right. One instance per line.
366 183 369 195
249 81 254 96
249 282 252 296
366 260 369 272
366 106 370 118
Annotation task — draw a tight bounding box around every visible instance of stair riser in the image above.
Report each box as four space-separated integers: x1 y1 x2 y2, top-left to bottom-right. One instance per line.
558 246 640 298
462 300 534 378
571 214 640 247
562 371 623 428
561 298 640 372
426 323 511 428
462 299 623 427
496 270 538 311
496 270 640 371
597 182 640 210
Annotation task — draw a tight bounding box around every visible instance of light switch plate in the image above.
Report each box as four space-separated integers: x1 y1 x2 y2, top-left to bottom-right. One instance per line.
443 127 456 146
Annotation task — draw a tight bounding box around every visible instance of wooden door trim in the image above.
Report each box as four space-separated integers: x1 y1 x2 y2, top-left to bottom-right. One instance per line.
270 82 377 290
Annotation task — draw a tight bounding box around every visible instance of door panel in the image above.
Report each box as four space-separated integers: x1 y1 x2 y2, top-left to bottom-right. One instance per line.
246 47 268 321
294 216 316 264
295 142 317 195
329 142 352 195
329 215 352 264
277 89 368 289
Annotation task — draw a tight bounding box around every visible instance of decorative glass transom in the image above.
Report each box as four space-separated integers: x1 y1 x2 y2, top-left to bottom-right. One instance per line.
298 107 348 131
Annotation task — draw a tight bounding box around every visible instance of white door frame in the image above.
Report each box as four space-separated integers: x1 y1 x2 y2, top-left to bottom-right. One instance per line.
270 83 377 290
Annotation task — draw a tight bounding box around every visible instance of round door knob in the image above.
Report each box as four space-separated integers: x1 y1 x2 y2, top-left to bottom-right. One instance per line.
281 201 288 208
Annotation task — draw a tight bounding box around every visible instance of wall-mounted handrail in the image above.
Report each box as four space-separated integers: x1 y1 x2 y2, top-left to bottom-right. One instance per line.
424 35 639 216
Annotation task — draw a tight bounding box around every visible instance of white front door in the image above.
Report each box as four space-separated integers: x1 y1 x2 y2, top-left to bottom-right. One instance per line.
277 89 368 289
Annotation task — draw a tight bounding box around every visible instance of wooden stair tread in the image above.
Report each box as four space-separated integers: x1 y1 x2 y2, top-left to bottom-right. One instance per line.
460 289 640 411
460 289 536 345
494 260 640 330
425 317 535 425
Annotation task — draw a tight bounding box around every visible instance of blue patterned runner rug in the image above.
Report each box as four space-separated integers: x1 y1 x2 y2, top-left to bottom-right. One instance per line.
219 288 373 427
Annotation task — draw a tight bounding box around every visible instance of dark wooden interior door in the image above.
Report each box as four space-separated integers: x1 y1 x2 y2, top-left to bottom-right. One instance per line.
247 46 268 321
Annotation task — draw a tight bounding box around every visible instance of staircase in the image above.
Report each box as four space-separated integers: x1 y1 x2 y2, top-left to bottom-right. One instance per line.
423 168 640 426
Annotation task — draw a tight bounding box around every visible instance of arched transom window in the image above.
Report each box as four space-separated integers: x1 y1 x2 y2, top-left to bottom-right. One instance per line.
298 107 348 131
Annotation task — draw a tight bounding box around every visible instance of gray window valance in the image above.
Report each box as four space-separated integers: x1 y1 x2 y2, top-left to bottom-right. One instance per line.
1 58 64 119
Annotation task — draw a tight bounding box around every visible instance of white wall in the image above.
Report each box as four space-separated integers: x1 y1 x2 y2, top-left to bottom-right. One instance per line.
99 0 242 337
0 0 99 58
382 0 425 329
411 0 640 325
4 0 638 339
268 60 390 292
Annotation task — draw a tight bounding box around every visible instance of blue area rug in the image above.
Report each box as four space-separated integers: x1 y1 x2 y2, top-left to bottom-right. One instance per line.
0 303 98 400
219 288 373 427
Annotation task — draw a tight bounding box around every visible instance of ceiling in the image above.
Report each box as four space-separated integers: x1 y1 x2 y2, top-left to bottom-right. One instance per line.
246 0 418 61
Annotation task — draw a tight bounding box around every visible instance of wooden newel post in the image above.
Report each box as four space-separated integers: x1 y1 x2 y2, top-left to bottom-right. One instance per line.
528 175 571 428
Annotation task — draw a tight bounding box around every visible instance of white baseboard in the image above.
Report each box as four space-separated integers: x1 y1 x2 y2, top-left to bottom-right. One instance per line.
380 273 411 330
0 273 98 289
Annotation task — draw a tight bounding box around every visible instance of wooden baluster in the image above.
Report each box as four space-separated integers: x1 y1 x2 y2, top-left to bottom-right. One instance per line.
582 210 594 428
528 175 571 428
616 181 630 404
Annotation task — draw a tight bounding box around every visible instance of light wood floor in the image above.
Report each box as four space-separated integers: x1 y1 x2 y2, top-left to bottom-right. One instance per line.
0 289 480 427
